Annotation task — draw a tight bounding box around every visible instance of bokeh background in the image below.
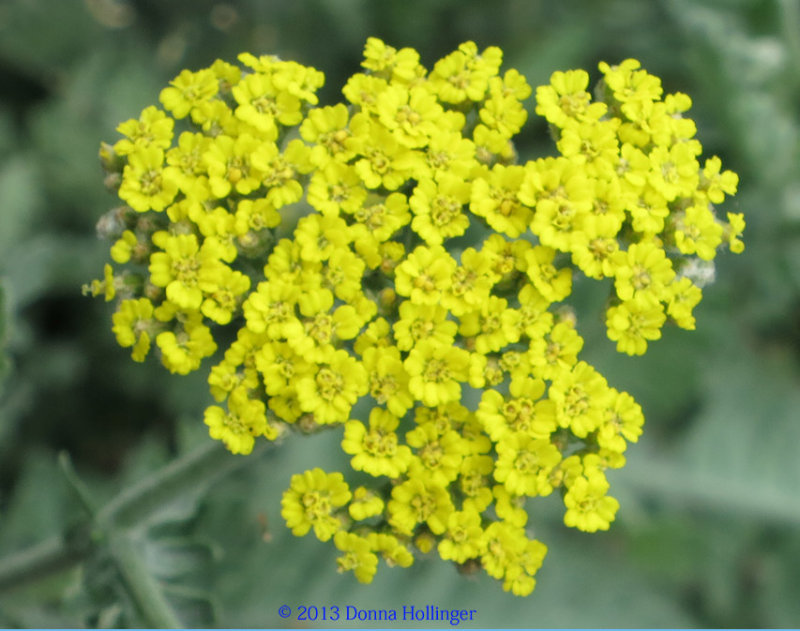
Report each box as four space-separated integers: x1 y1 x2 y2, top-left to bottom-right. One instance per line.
1 0 799 627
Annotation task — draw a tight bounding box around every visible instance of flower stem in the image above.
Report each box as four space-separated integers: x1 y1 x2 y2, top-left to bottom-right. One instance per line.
0 439 270 613
97 440 263 529
0 531 91 592
108 532 183 629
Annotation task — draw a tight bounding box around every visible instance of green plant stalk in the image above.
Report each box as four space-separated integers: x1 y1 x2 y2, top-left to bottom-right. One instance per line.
108 532 183 629
97 440 266 529
0 533 91 592
0 441 270 596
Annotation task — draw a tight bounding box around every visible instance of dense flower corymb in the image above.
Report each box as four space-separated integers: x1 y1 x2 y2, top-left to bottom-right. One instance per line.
89 38 743 596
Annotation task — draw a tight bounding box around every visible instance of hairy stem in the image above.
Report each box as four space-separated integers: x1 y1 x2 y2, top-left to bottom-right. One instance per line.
108 532 183 629
0 440 270 606
0 532 91 592
97 440 263 529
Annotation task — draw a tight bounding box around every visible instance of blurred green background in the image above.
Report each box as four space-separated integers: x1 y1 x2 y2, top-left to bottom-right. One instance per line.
0 0 799 627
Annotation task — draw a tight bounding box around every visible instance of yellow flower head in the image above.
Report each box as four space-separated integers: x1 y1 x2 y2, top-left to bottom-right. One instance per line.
94 40 743 597
281 468 351 541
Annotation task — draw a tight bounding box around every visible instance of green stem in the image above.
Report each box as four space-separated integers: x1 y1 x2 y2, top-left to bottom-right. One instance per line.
97 440 263 529
108 533 183 629
0 532 91 592
58 451 98 517
0 440 271 606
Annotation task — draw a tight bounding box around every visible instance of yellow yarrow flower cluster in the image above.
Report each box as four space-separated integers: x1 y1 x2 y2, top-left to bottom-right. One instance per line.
89 39 743 596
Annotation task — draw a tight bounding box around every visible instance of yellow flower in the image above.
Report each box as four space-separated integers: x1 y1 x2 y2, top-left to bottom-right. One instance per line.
476 378 555 443
406 421 467 486
725 212 746 254
232 72 302 135
549 361 612 437
393 301 457 351
494 433 562 496
417 129 478 180
281 468 351 541
368 533 414 568
606 294 667 355
295 349 368 424
599 58 663 109
443 247 495 317
502 537 547 597
251 138 312 208
200 266 251 325
243 280 302 339
493 486 528 528
155 318 217 375
114 105 174 155
361 37 422 83
85 263 117 302
438 509 485 563
612 240 675 302
321 247 367 302
348 486 385 521
665 277 703 330
524 245 572 303
563 471 620 533
342 73 388 113
255 340 311 397
409 174 471 245
528 319 584 381
470 164 532 238
293 214 351 263
300 103 354 166
362 346 414 416
557 118 620 179
700 156 739 204
479 91 528 138
519 157 594 252
95 42 746 598
148 232 227 311
349 113 420 190
234 198 281 235
342 408 413 478
535 69 606 128
377 84 447 148
428 41 502 104
110 230 139 264
480 520 528 580
457 296 521 355
388 477 454 536
596 388 644 453
454 455 493 512
204 387 271 455
673 203 724 261
307 162 367 217
159 68 219 119
394 244 456 305
334 531 379 583
118 146 178 212
203 133 263 198
647 142 700 201
207 330 262 402
404 339 470 407
111 298 155 361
